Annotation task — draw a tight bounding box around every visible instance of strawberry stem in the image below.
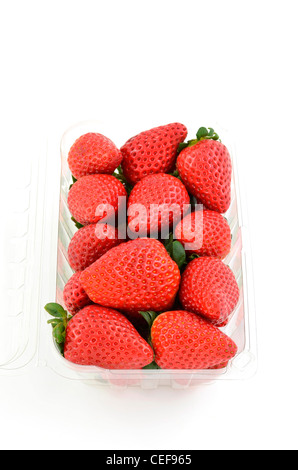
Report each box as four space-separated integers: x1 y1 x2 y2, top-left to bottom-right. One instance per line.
71 217 84 230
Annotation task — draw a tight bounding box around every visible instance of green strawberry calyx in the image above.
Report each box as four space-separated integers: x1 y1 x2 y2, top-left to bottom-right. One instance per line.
113 165 133 195
178 127 220 153
143 361 161 370
44 303 73 355
163 233 186 270
139 310 159 329
162 234 202 270
69 176 85 229
69 175 77 190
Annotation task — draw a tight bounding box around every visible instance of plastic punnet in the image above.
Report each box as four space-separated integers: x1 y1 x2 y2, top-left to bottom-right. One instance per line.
0 121 257 388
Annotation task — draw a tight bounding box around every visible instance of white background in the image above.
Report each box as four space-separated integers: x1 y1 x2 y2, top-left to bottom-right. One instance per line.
0 0 298 450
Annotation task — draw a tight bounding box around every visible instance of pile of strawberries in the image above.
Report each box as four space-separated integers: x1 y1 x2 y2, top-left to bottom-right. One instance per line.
45 123 240 371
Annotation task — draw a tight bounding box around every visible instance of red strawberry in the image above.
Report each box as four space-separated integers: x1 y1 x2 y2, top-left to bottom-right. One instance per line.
46 304 154 369
151 310 238 369
63 271 92 315
174 210 231 259
64 305 154 369
68 174 127 226
179 257 240 326
68 223 122 272
80 238 181 316
127 173 190 237
121 123 188 185
176 128 232 213
68 132 122 179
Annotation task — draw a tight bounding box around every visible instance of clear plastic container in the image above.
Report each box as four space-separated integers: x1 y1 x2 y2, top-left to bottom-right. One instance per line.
0 121 257 389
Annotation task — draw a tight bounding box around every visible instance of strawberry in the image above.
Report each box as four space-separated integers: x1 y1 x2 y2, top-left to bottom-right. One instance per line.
63 271 92 315
127 173 190 237
176 127 232 213
121 123 188 185
80 238 181 316
174 209 232 259
68 223 122 272
179 257 240 326
68 132 123 180
151 310 238 369
65 305 154 369
67 174 127 226
45 304 154 369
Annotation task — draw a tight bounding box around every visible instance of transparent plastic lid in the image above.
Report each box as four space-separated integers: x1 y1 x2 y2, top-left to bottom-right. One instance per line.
0 152 46 373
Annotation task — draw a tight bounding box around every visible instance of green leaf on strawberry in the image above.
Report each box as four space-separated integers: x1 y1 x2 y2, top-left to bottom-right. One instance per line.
177 142 189 153
169 169 182 181
69 175 78 190
44 303 72 356
163 233 174 257
172 241 186 269
188 253 201 262
196 127 219 141
162 234 186 270
52 322 66 344
143 361 161 370
196 127 209 140
139 311 161 369
44 302 67 319
113 165 134 195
